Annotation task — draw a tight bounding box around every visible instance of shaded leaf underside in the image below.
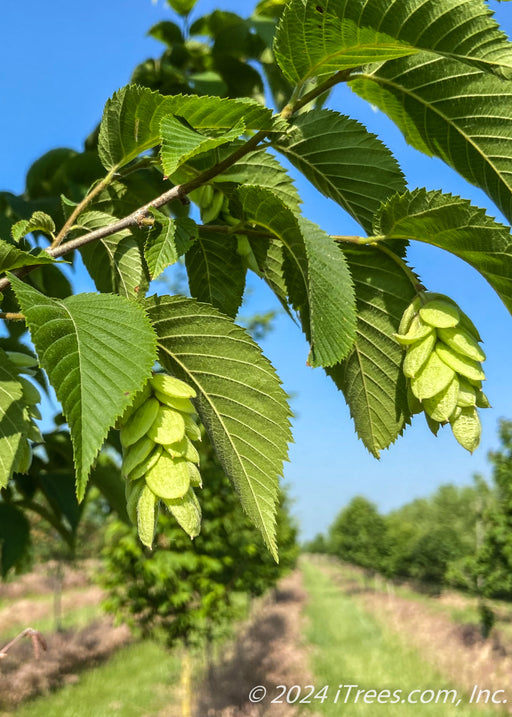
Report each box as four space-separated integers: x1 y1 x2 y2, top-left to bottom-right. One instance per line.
185 231 246 318
236 185 357 367
77 211 145 300
0 349 30 489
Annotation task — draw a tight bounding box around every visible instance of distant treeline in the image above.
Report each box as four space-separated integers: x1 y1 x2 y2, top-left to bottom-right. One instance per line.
305 419 512 600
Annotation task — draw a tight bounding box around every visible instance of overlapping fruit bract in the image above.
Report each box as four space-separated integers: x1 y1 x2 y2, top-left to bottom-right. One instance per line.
118 373 203 548
394 293 489 453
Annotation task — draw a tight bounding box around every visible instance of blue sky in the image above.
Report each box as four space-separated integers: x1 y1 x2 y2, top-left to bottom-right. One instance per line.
0 0 511 540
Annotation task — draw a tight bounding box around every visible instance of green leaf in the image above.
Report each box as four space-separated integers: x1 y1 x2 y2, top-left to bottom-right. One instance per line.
10 278 158 500
350 56 512 225
185 231 246 317
76 211 146 300
374 189 512 314
167 0 197 15
189 71 228 97
260 52 295 111
213 146 301 211
299 217 357 366
145 212 198 280
0 349 31 489
274 109 405 233
275 0 512 86
11 211 56 242
0 503 30 577
145 294 292 558
27 264 72 299
0 239 56 274
215 58 265 102
26 148 78 198
236 185 356 367
160 115 245 178
191 10 263 57
98 86 285 172
255 0 287 19
275 2 416 85
259 239 293 317
326 245 417 457
148 20 184 46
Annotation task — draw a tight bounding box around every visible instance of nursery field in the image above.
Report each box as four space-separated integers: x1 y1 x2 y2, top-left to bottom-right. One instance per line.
1 558 512 716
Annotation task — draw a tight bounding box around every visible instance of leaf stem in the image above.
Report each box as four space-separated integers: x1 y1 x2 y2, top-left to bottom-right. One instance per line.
50 169 116 250
118 156 154 177
281 70 353 119
332 234 375 245
0 312 25 321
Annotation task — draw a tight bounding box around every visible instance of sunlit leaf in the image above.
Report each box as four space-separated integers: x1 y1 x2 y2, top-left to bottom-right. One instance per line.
11 277 158 500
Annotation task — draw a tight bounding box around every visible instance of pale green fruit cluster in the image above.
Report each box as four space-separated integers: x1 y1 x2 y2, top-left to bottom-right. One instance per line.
119 373 203 549
6 351 43 473
394 293 489 453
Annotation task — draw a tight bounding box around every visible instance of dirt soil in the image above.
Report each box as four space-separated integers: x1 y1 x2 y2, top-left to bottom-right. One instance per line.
193 570 317 717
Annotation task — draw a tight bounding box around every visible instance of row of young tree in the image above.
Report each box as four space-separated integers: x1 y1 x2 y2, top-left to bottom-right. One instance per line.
306 419 512 601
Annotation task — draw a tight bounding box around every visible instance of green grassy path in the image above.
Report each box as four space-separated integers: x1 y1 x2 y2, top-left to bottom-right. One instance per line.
301 560 507 716
11 641 182 717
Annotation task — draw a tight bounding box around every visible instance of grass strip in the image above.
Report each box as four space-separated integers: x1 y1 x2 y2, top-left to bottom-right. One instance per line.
301 559 506 716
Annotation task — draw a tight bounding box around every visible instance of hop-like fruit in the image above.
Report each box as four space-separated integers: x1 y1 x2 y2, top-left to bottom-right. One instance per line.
118 373 203 548
395 292 489 453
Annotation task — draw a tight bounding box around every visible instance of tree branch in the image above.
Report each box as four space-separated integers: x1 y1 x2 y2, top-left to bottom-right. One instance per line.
0 69 355 295
0 130 270 294
51 169 117 250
